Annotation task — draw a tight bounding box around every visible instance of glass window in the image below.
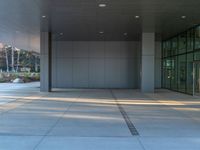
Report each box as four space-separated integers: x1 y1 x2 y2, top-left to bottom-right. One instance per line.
194 62 200 96
162 59 171 88
162 59 166 87
162 42 167 57
166 41 171 56
195 26 200 50
163 41 171 57
178 54 186 92
186 53 194 94
171 37 178 55
194 51 200 61
187 29 194 52
178 33 187 54
171 56 178 90
162 25 200 95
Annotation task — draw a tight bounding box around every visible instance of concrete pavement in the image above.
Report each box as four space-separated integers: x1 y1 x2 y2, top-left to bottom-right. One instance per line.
0 82 200 149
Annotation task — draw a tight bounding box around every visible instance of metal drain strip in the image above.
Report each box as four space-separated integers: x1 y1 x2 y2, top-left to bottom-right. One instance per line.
110 90 139 136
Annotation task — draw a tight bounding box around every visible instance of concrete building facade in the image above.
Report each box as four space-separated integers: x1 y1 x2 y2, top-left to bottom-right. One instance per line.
0 0 200 95
40 36 161 92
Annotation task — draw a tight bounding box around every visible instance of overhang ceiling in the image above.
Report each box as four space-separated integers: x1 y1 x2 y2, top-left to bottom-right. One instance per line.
1 0 200 51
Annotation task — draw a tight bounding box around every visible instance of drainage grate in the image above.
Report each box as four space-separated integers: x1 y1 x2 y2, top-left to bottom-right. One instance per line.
110 90 139 136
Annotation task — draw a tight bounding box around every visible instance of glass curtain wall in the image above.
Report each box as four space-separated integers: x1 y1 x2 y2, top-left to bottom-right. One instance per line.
162 25 200 94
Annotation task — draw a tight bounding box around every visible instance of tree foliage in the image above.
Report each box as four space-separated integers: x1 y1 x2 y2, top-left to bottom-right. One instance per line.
0 44 40 72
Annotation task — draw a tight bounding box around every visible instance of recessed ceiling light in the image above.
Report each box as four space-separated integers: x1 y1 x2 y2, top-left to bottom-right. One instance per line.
60 33 63 35
99 4 106 7
181 16 186 19
99 31 104 34
124 33 128 36
135 15 140 19
42 15 46 18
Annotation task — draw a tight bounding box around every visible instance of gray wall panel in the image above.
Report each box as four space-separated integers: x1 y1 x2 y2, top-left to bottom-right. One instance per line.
52 41 140 88
105 59 122 88
120 59 137 88
119 59 130 88
105 42 121 58
89 42 105 58
73 42 89 58
56 41 73 58
52 57 57 87
89 59 105 88
57 58 73 88
73 58 89 88
120 42 134 58
127 59 138 88
52 42 57 87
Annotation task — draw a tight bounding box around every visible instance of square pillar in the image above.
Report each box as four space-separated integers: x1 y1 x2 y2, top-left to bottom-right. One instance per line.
40 32 52 92
141 33 155 93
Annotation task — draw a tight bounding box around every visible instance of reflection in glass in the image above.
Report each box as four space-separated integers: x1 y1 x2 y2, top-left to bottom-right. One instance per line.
162 25 200 95
171 57 177 90
177 55 186 92
194 51 200 61
186 53 193 94
171 38 178 55
194 63 200 96
178 33 186 54
187 30 194 52
195 26 200 50
163 41 171 57
163 59 171 88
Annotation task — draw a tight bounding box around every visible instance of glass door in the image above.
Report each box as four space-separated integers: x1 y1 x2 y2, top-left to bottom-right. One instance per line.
193 62 200 96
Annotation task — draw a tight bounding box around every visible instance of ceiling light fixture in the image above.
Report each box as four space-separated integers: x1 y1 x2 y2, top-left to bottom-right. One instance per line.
181 16 186 19
42 15 46 18
135 15 140 19
60 33 63 35
99 31 104 34
124 33 128 36
99 4 107 7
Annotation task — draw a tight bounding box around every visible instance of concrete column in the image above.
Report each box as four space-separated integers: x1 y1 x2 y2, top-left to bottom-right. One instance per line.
141 33 155 93
40 32 52 92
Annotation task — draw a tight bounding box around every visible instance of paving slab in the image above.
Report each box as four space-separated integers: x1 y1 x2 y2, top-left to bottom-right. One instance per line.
36 137 143 150
0 84 200 149
139 137 200 150
0 136 42 150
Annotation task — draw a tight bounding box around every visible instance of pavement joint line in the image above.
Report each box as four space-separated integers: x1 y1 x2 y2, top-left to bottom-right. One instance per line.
110 90 139 136
0 134 134 138
137 137 146 150
33 91 83 150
